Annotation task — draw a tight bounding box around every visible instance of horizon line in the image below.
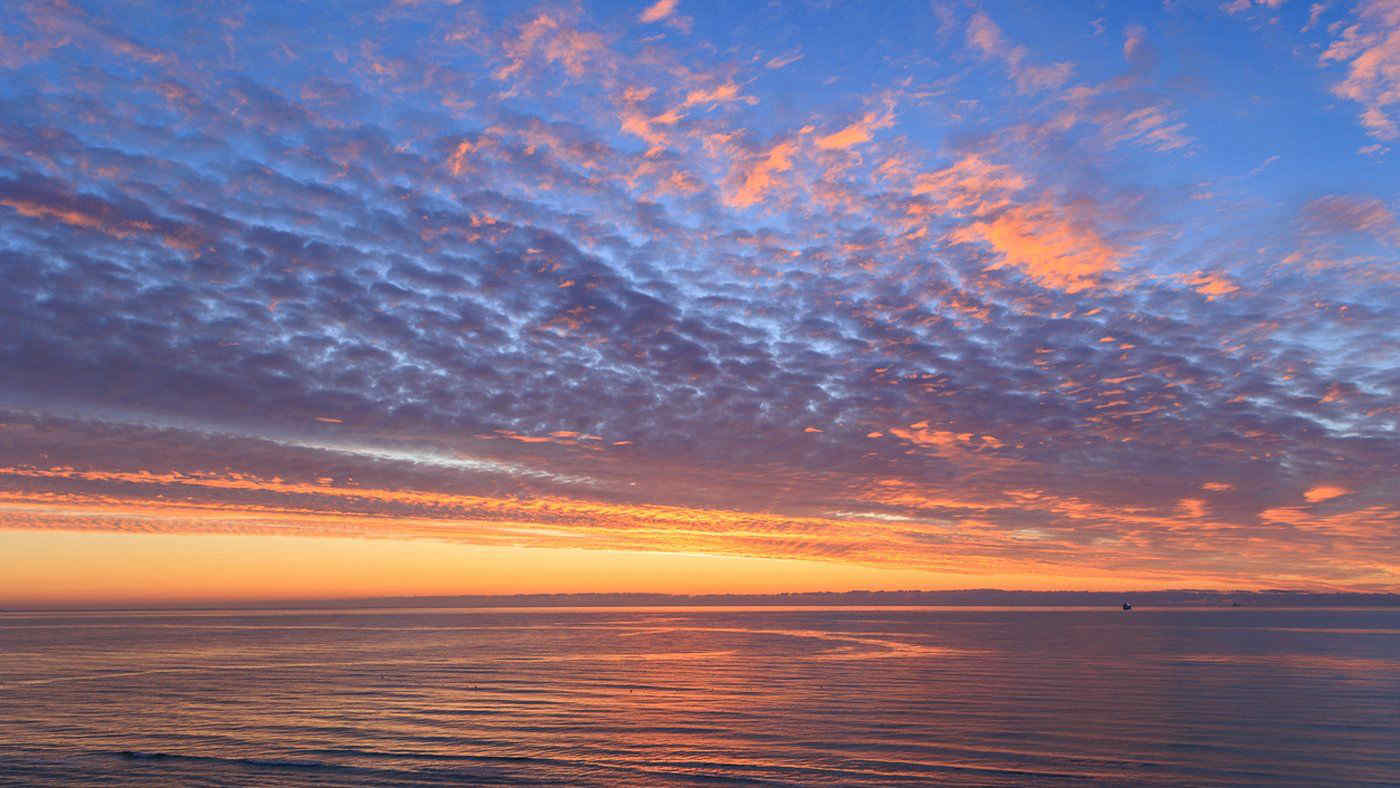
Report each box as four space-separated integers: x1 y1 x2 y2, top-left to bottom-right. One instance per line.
6 587 1399 612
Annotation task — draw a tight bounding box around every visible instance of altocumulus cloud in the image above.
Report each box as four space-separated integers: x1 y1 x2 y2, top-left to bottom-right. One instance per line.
0 0 1397 589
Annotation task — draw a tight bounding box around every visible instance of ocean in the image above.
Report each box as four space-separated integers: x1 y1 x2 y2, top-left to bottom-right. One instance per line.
1 606 1397 785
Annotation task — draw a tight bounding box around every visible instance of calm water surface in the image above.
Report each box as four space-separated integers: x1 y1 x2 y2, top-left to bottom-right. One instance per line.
1 606 1397 785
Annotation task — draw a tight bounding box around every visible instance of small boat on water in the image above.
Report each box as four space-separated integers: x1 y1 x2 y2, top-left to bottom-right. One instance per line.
1122 602 1133 610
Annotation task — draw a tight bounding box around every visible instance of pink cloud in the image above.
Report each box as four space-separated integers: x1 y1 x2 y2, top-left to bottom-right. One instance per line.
765 51 803 69
1099 104 1192 152
1302 194 1399 241
681 80 752 108
1320 0 1400 139
496 13 608 82
639 0 678 24
1221 0 1286 13
966 12 1073 93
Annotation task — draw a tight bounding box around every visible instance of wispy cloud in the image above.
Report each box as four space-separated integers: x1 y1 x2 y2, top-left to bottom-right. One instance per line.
966 12 1073 93
1320 0 1400 139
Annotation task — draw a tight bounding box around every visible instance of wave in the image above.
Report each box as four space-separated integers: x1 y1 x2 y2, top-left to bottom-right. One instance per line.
103 750 522 784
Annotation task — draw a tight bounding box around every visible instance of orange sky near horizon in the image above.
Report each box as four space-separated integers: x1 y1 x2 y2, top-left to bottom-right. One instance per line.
1 528 1281 606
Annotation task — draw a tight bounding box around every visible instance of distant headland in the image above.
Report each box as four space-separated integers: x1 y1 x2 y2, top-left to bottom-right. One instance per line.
15 589 1398 611
289 589 1400 609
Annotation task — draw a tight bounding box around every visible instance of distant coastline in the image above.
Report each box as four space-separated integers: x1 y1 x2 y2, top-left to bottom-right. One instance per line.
9 589 1400 611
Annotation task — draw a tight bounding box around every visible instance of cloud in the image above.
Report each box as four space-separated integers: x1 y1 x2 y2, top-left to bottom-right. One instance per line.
1183 270 1240 300
639 0 678 24
1 409 1392 589
1123 25 1149 62
0 0 1395 592
1098 104 1191 152
496 12 609 82
814 106 895 151
948 201 1125 292
21 0 169 64
1321 0 1400 139
723 139 798 207
966 12 1073 93
1302 194 1399 241
681 81 752 108
765 51 803 69
911 154 1027 215
1304 484 1352 502
1221 0 1286 13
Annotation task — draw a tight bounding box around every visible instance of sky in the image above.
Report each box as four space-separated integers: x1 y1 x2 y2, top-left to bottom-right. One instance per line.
1 0 1398 603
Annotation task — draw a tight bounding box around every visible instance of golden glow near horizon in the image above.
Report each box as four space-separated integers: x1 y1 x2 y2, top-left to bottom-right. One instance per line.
0 529 1269 606
2 0 1398 601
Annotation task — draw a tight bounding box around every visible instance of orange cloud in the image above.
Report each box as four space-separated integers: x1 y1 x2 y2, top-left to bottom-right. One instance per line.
1 198 107 233
1177 497 1207 519
3 459 1394 592
911 154 1027 216
619 108 675 150
0 469 1025 581
814 107 894 151
1184 270 1240 300
447 138 476 175
948 201 1124 292
1304 485 1352 503
0 197 203 253
889 422 963 452
682 81 743 107
725 140 797 208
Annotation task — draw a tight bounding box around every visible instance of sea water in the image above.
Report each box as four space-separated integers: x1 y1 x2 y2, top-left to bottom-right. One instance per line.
1 606 1397 785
